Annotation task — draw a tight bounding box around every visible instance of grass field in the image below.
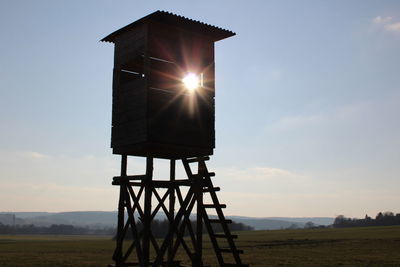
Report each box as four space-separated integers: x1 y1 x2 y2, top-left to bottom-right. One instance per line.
1 225 400 266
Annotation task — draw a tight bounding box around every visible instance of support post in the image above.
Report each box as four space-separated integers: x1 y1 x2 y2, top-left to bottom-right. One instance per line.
195 158 204 267
142 156 153 266
168 159 176 265
114 154 127 265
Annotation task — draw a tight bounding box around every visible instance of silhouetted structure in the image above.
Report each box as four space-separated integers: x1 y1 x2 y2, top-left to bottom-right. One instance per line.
102 11 247 267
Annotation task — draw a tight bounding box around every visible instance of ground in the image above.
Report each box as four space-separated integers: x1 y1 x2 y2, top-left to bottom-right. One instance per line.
1 225 400 266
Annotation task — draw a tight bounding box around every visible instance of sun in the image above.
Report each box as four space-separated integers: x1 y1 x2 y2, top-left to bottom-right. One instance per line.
182 73 200 91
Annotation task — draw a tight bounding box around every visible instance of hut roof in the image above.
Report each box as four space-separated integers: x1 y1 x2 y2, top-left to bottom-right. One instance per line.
101 10 235 43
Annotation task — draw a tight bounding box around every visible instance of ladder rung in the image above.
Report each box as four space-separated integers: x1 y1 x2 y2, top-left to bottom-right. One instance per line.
112 181 141 186
209 219 232 224
186 156 210 163
204 204 226 209
113 175 147 181
203 187 220 192
219 248 244 254
213 234 238 239
191 172 215 178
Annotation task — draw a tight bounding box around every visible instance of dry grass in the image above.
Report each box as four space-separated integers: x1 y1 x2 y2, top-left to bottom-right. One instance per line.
1 226 400 266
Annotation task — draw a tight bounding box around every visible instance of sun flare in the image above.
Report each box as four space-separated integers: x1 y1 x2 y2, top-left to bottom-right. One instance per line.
182 73 200 91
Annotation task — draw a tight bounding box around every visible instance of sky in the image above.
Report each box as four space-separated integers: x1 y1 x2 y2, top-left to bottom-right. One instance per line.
0 0 399 218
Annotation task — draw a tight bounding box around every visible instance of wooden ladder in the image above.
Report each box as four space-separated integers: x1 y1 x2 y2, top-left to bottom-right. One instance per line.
181 157 248 267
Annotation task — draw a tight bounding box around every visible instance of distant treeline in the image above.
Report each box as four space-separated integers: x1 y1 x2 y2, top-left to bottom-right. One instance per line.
121 219 253 239
333 212 400 228
0 223 115 235
0 219 252 236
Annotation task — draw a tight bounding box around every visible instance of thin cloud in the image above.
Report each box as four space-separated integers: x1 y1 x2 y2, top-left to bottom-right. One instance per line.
334 102 372 120
269 101 371 133
384 22 400 32
217 166 307 182
270 114 323 131
19 151 49 160
372 15 400 33
0 150 119 184
0 182 116 212
253 167 293 177
372 16 392 24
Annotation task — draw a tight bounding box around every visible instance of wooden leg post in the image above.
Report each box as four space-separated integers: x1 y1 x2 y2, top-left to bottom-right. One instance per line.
195 158 203 267
168 159 176 265
142 156 153 266
114 154 127 266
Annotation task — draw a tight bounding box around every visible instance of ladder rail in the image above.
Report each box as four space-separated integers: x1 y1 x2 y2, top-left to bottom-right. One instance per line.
199 159 244 265
182 158 246 266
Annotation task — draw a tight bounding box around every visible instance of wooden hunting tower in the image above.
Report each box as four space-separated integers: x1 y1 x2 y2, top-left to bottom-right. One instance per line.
102 11 235 159
103 11 247 267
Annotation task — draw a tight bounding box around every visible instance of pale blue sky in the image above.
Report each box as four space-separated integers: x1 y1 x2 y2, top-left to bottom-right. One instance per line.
0 0 399 217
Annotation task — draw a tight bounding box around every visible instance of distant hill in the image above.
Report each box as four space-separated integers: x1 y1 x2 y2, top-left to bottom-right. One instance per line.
229 216 334 230
267 217 334 226
228 216 303 230
10 212 50 218
10 211 118 228
5 212 333 230
0 214 15 225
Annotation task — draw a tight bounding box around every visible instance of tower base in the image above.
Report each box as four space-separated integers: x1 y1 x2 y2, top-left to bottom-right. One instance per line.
111 155 247 267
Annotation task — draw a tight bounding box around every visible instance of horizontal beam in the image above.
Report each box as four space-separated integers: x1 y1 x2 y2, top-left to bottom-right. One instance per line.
113 175 147 182
185 156 210 163
189 172 215 179
204 204 226 209
112 180 192 187
202 187 220 192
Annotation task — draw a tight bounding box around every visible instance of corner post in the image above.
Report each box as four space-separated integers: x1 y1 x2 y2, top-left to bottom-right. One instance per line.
168 159 176 264
142 156 153 266
114 154 127 265
195 158 204 266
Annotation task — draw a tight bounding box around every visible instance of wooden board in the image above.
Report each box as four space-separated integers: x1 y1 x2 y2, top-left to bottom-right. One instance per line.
110 18 218 158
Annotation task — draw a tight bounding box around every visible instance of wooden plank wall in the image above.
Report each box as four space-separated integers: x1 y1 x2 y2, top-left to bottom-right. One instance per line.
147 23 215 150
112 25 147 148
111 21 216 157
